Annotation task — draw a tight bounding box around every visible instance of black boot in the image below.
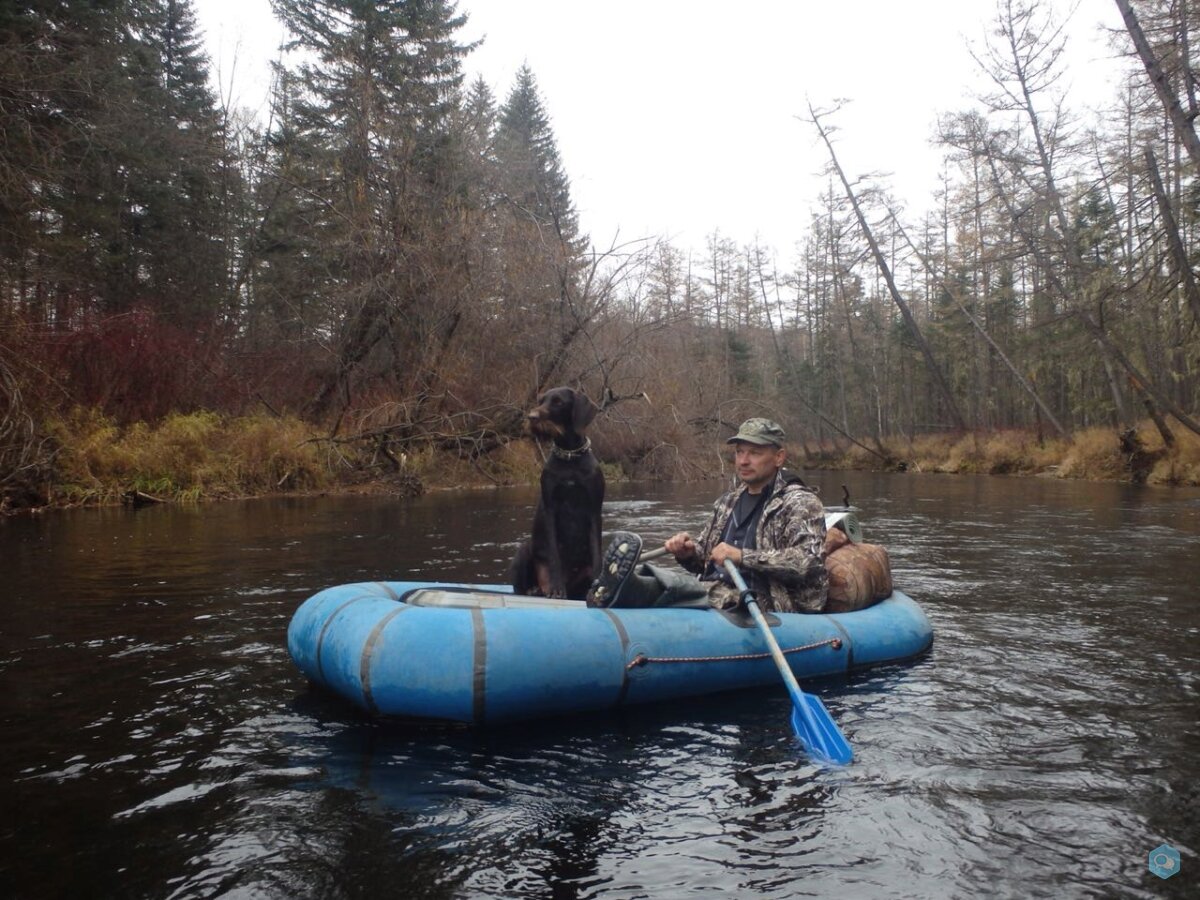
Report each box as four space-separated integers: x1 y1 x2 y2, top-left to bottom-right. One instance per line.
586 532 646 607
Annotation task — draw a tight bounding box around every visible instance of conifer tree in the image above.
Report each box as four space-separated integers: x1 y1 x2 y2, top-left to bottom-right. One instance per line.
494 64 581 247
266 0 474 417
0 0 227 322
490 64 592 391
125 0 228 319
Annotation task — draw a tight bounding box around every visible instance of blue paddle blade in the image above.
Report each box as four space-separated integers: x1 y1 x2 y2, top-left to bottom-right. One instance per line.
791 693 853 766
721 559 852 765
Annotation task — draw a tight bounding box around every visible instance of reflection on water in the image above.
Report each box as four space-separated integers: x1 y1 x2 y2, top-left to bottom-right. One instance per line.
1 474 1198 898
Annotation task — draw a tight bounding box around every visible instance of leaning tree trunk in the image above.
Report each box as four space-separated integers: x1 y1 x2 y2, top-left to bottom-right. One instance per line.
1144 145 1200 328
983 115 1200 438
888 210 1069 440
808 103 968 431
1115 0 1200 171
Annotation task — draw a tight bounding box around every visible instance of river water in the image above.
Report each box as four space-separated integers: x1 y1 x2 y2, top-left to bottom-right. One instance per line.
1 472 1197 899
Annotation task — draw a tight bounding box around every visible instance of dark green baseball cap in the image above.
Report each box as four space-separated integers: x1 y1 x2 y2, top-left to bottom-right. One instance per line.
726 417 786 446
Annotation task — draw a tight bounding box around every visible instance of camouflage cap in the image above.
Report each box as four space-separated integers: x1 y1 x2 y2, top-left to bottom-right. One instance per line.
726 417 786 446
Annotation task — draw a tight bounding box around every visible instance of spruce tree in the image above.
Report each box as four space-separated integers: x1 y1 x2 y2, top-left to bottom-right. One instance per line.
126 0 228 320
490 63 589 388
0 0 228 322
266 0 474 417
494 64 581 247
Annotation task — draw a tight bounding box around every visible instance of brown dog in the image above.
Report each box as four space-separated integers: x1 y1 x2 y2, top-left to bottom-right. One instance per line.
509 387 605 599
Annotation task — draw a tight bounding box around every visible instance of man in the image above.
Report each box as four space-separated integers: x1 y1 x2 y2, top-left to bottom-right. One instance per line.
586 418 829 613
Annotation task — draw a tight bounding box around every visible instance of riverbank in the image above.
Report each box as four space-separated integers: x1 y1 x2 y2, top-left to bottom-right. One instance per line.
4 408 1199 514
808 425 1200 485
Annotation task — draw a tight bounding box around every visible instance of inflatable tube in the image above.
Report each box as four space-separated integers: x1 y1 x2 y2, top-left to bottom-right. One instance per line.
287 582 933 724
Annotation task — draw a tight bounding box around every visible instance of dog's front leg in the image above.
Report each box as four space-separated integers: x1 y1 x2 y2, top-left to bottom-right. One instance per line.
542 506 567 597
589 512 603 583
534 561 553 597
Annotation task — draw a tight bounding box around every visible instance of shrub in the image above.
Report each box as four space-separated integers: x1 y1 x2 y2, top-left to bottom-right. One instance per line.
44 407 125 501
221 415 330 492
41 308 241 423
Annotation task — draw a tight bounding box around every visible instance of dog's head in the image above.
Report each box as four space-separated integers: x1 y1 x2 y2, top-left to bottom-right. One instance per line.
527 387 598 440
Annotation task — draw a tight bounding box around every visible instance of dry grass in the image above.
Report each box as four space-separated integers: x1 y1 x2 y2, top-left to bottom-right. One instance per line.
1147 426 1200 485
31 407 620 510
907 433 960 472
45 408 335 504
221 415 331 492
1056 421 1200 484
405 439 541 490
820 422 1198 485
904 431 1064 475
841 441 887 469
976 430 1065 474
22 408 1200 512
1058 426 1135 481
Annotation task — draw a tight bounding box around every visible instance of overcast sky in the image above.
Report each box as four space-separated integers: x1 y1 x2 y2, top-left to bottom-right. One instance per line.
196 0 1130 259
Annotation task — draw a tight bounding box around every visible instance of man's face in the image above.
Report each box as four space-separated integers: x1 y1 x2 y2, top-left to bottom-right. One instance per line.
732 442 785 491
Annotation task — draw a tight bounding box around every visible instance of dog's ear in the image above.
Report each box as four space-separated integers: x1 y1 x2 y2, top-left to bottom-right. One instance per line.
572 390 599 430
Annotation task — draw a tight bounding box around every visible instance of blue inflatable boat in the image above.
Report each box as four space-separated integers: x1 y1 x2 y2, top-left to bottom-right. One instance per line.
287 580 932 725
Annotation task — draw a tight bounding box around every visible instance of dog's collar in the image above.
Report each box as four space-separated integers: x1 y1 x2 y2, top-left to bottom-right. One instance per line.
550 437 592 461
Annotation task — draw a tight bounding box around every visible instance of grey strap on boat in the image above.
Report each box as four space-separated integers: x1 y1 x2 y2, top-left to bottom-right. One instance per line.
471 607 487 724
360 606 409 714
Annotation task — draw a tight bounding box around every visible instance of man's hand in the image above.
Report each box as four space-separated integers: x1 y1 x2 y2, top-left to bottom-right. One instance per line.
665 531 698 560
709 542 743 567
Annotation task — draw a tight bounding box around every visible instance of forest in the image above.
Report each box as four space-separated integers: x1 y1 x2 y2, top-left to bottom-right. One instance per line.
2 0 1200 511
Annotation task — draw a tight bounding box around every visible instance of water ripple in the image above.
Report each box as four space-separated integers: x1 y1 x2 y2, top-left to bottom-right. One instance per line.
1 477 1198 898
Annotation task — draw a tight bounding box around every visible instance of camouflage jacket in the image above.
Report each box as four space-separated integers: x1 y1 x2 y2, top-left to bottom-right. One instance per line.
680 468 829 613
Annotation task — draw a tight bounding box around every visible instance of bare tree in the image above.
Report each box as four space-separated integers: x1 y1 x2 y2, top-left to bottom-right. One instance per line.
1142 145 1200 327
1114 0 1200 170
886 208 1069 438
806 102 969 431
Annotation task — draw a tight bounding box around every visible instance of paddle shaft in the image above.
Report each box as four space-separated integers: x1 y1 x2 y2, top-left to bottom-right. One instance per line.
638 546 671 562
722 558 852 765
638 512 851 568
722 560 808 705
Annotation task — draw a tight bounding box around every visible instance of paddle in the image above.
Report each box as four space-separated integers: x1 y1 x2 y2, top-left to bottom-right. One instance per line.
722 559 853 765
637 546 670 563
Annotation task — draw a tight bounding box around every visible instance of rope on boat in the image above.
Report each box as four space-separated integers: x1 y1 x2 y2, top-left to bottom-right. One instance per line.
626 637 842 670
